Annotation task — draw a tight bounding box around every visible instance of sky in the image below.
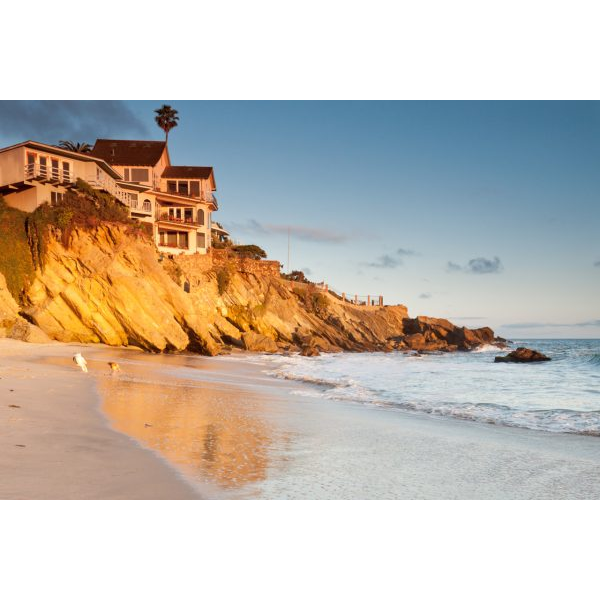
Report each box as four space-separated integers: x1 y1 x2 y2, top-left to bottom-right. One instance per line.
1 100 599 338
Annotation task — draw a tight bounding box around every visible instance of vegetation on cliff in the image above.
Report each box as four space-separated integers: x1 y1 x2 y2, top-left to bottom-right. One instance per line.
0 196 35 302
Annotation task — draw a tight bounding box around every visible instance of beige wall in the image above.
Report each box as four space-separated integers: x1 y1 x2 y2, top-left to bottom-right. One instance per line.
0 146 26 187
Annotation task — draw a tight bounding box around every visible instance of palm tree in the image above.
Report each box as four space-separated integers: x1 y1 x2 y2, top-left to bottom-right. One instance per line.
154 104 179 142
58 140 92 154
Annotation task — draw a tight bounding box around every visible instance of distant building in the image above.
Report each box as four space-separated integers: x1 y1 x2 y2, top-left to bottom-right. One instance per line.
0 138 229 255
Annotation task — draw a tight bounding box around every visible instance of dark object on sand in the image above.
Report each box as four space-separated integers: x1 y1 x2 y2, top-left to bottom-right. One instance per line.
494 347 551 363
144 423 153 428
15 444 26 448
8 404 21 408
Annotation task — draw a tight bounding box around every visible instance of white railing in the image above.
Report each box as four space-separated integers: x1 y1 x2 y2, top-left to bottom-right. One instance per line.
156 187 218 207
24 163 74 185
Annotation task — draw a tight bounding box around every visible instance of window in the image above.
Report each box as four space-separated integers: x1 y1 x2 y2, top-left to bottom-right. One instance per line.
62 161 71 182
131 168 149 182
197 232 206 249
197 209 205 226
177 181 189 195
127 193 138 208
167 180 177 193
178 232 189 249
39 156 48 177
190 181 200 197
51 158 59 179
26 153 36 177
51 191 64 206
124 168 130 180
142 199 152 212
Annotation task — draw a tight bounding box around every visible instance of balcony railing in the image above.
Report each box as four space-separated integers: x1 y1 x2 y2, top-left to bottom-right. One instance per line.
25 163 74 185
158 188 218 207
158 212 204 226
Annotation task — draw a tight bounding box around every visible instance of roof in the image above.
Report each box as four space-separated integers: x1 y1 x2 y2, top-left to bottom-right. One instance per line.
161 166 214 179
0 140 122 180
90 139 167 166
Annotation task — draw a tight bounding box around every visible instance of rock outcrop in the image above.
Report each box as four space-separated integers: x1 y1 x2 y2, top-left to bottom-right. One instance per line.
0 273 50 343
0 223 504 355
494 347 551 363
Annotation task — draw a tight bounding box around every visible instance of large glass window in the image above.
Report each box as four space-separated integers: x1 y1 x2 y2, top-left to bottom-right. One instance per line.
190 181 200 197
167 180 177 193
131 168 149 182
197 209 205 226
177 181 189 195
197 232 206 249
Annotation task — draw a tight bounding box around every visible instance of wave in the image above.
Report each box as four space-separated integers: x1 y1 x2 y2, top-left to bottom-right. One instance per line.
264 357 600 437
587 353 600 367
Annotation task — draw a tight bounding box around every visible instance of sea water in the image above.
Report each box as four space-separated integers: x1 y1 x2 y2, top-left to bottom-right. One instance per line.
254 340 600 436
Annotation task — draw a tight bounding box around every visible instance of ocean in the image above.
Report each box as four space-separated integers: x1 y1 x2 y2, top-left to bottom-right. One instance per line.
255 340 600 437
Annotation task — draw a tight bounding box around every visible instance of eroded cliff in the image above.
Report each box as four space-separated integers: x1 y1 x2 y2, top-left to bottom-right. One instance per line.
1 223 500 355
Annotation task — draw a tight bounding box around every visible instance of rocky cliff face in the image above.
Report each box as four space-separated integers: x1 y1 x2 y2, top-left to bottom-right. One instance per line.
1 224 501 355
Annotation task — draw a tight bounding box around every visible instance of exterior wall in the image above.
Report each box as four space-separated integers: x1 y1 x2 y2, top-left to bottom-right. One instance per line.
0 147 26 187
174 250 281 277
3 186 40 212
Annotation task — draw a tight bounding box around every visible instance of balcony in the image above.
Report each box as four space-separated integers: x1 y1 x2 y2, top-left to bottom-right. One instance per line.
126 198 152 214
158 188 218 208
157 212 204 226
25 163 74 185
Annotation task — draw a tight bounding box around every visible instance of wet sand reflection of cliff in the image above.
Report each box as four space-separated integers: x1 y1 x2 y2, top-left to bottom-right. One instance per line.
100 377 273 489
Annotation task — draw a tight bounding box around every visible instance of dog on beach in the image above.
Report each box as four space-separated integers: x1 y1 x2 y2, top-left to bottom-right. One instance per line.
108 362 121 373
73 353 88 373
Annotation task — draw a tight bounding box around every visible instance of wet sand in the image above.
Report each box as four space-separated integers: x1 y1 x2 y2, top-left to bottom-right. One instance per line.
2 339 600 499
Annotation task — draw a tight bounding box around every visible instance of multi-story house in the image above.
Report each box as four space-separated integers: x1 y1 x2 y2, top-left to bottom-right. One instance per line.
0 138 225 255
90 139 219 255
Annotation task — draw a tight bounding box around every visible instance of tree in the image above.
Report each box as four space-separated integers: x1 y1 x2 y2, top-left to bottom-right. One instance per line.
58 141 92 154
154 104 179 142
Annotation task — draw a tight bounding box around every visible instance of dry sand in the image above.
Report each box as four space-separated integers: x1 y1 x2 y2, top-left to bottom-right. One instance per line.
0 339 199 499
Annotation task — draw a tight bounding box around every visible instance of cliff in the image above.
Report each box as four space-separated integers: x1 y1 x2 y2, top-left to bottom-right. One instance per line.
0 221 500 355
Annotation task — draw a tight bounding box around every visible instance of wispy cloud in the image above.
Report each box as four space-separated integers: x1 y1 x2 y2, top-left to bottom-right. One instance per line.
502 319 600 329
0 100 148 142
397 248 418 257
447 256 503 274
419 292 432 299
367 254 401 269
229 219 348 243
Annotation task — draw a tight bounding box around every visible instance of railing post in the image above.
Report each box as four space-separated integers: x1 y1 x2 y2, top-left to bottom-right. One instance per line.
379 296 383 306
342 292 346 302
354 294 358 304
367 295 370 306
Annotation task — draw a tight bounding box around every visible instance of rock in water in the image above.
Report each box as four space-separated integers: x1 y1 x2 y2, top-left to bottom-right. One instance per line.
494 347 551 363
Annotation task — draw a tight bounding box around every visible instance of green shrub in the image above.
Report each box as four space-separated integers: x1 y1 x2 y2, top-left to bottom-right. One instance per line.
0 196 35 302
216 266 233 295
231 244 267 260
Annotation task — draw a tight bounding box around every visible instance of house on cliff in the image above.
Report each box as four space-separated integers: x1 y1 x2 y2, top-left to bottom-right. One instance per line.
0 138 227 255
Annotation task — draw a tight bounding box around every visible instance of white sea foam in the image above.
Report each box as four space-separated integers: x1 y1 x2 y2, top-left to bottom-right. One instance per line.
254 341 600 436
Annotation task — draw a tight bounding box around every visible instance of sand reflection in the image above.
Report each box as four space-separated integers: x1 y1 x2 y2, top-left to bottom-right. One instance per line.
99 373 273 492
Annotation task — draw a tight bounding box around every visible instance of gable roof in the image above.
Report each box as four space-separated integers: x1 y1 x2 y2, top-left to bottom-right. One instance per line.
90 139 167 166
161 166 213 179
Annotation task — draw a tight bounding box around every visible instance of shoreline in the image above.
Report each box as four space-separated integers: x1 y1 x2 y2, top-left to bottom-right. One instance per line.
2 339 600 499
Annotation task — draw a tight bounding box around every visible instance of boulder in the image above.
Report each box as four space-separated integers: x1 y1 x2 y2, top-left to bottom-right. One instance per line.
241 331 278 353
494 347 551 363
300 345 320 357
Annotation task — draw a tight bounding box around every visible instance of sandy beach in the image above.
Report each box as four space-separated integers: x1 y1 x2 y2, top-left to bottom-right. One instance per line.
2 338 600 499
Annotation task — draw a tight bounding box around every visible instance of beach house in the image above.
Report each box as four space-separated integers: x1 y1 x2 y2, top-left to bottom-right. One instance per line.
0 138 225 255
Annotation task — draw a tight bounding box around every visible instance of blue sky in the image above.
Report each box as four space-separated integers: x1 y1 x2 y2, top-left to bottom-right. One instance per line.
1 100 599 338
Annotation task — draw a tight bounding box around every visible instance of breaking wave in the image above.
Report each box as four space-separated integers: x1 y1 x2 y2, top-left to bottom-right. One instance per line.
257 340 600 437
